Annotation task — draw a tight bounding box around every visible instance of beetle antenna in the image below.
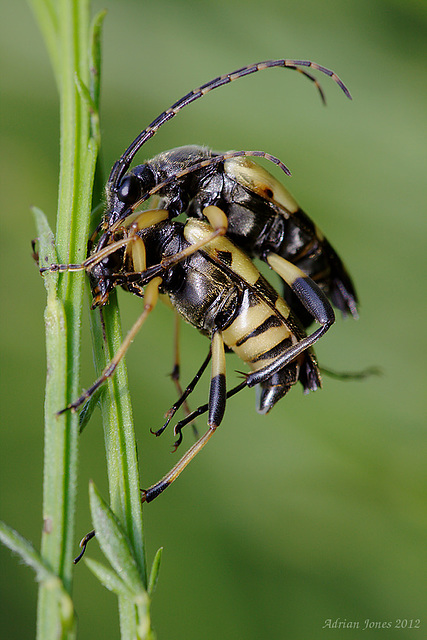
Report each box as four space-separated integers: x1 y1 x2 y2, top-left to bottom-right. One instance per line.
320 365 382 381
74 530 96 564
108 59 351 190
39 236 135 275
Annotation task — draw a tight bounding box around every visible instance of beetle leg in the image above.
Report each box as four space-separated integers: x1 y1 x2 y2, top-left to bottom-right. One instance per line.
160 206 228 269
39 235 136 275
153 348 212 438
167 380 248 448
122 208 169 232
170 312 197 433
266 252 335 328
73 530 96 564
320 365 381 381
122 209 230 287
123 210 171 274
39 210 170 275
58 276 162 414
170 310 182 392
150 324 211 436
207 328 227 427
142 327 226 503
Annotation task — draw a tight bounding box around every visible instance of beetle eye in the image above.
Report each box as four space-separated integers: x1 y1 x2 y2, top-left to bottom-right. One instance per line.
117 175 141 204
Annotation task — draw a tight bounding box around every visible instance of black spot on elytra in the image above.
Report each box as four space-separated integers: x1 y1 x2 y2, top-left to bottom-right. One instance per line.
215 249 233 266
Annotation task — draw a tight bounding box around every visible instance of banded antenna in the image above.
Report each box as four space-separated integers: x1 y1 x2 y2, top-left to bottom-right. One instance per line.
107 59 351 191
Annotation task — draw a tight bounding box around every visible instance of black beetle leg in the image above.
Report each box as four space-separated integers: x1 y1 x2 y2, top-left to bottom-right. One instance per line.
142 327 226 503
170 379 247 448
153 345 212 439
169 312 198 437
266 252 335 330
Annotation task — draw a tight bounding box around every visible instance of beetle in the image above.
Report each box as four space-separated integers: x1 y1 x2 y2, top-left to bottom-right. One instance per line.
38 59 362 562
98 58 357 328
39 57 357 499
42 202 335 502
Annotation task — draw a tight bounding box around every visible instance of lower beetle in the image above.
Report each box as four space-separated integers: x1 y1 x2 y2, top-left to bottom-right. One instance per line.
42 203 335 501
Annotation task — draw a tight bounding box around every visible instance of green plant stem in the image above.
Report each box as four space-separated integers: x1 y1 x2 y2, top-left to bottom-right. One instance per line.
85 12 147 639
89 301 148 638
30 0 149 637
29 0 94 637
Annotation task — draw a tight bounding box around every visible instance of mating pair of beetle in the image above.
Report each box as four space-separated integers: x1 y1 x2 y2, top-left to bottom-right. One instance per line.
41 58 358 504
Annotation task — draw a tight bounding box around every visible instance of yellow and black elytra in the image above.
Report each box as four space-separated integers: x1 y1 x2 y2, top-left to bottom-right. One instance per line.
41 204 335 503
99 58 357 327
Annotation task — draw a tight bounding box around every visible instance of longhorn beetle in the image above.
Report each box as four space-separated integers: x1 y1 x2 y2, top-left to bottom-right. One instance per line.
39 58 356 558
99 58 357 327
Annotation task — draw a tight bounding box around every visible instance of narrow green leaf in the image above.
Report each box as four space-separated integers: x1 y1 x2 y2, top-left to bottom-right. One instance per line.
85 558 151 640
31 206 58 295
76 73 101 149
0 522 75 630
147 547 163 597
31 205 56 256
27 0 60 84
89 482 146 595
85 558 134 599
75 72 97 116
89 9 107 109
0 521 52 582
78 387 103 434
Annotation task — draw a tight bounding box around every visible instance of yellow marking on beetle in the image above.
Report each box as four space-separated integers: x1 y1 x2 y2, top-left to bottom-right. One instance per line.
274 297 292 320
224 158 299 215
267 252 307 285
203 205 228 233
246 354 280 373
314 224 325 241
221 288 292 369
184 219 260 285
231 324 291 366
211 331 226 378
123 208 169 230
221 300 272 349
128 236 146 273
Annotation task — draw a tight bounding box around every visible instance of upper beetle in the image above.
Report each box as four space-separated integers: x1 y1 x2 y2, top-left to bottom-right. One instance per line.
98 58 357 327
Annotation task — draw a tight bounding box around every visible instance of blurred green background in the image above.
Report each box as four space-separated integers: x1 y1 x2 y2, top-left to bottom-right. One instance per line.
1 0 426 638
